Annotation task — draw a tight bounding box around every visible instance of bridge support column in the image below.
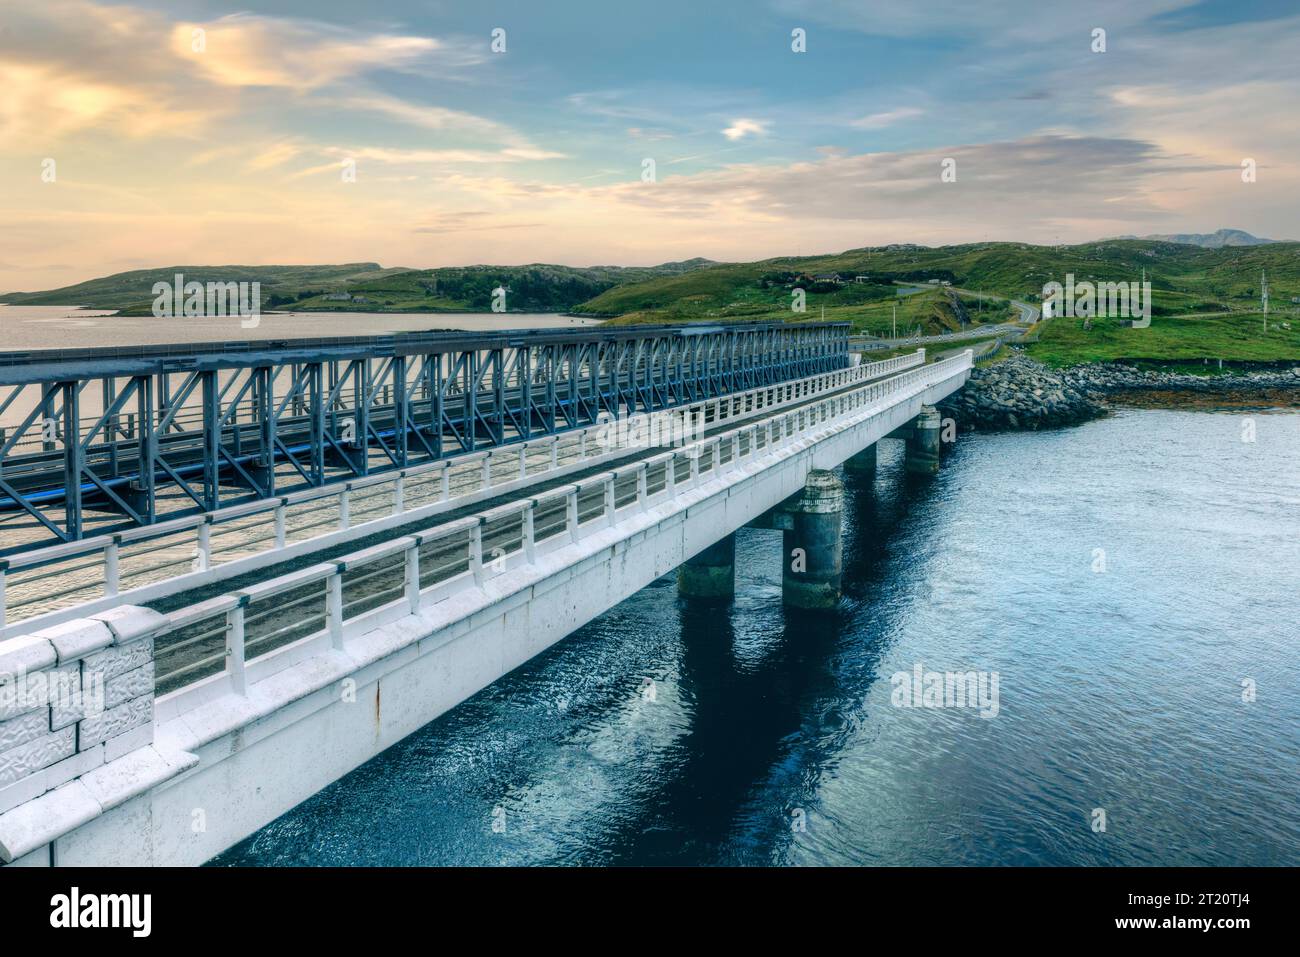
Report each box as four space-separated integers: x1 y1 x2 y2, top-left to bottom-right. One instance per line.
844 443 877 476
904 405 942 476
677 532 735 600
782 470 843 610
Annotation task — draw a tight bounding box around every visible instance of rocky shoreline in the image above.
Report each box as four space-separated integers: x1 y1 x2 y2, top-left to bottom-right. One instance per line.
939 352 1300 430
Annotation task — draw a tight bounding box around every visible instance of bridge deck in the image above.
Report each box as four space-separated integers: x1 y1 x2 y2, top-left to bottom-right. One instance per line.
0 347 973 865
0 351 924 642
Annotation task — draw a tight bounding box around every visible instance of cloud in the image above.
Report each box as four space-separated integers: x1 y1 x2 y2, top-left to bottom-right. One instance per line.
341 96 511 137
0 2 221 144
722 118 769 140
850 107 923 130
319 145 565 167
598 134 1190 234
169 15 440 91
246 141 305 171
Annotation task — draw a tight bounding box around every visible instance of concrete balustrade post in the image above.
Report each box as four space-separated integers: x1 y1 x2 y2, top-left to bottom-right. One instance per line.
197 519 212 572
469 521 485 584
404 541 421 613
339 486 351 529
566 488 580 542
326 573 344 649
905 404 942 476
677 532 735 601
275 500 288 545
440 461 450 501
522 502 537 562
481 455 492 490
104 537 120 597
227 600 247 694
392 475 405 516
782 469 844 610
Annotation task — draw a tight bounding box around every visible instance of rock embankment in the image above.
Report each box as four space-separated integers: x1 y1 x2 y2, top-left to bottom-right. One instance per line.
939 353 1103 430
940 353 1300 430
1059 362 1300 395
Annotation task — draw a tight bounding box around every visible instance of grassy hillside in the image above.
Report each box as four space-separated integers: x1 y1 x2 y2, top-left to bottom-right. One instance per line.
574 240 1300 323
1 258 717 315
1026 313 1300 366
288 260 715 313
0 264 412 315
603 286 1014 337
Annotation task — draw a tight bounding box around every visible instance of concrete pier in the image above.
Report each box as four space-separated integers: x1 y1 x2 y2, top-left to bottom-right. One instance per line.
782 470 844 610
904 405 942 475
843 444 877 476
677 533 736 600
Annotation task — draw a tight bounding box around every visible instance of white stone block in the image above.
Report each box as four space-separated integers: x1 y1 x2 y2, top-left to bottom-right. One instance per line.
79 695 152 749
48 664 87 731
104 662 155 710
42 742 105 791
0 727 75 788
103 721 155 763
83 637 153 683
0 767 49 816
0 780 101 863
90 606 168 645
0 710 49 753
0 636 57 681
1 844 51 866
32 619 113 664
79 746 173 813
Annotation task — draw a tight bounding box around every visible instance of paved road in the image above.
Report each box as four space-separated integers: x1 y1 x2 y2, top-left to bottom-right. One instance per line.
852 287 1039 353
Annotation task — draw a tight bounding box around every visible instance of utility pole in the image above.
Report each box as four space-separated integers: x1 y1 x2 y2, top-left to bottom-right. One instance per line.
1261 269 1269 332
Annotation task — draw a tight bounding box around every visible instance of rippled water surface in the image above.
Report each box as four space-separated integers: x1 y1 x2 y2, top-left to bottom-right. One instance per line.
214 409 1300 866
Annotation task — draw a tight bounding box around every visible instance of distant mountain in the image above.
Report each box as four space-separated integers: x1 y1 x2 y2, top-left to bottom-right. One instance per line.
1112 228 1285 248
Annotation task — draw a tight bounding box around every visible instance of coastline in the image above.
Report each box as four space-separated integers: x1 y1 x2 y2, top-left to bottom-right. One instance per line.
940 352 1300 430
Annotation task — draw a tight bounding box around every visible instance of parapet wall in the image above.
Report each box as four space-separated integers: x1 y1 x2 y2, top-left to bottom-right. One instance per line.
0 606 197 864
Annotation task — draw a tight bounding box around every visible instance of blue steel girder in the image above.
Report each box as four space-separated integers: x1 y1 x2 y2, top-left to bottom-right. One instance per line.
0 321 848 550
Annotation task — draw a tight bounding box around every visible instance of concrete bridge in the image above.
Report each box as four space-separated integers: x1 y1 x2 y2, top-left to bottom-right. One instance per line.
0 325 971 866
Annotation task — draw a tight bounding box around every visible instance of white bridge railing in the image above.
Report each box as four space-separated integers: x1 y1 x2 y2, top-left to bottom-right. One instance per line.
143 349 972 711
0 350 926 638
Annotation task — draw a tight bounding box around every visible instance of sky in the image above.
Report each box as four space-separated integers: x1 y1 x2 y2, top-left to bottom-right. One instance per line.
1 0 1298 290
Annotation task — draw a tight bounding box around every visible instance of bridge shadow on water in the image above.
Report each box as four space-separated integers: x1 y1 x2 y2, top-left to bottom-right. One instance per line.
594 443 947 865
212 443 951 866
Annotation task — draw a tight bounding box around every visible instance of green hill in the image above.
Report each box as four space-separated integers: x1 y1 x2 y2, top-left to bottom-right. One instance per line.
288 259 716 313
0 264 409 315
1 259 718 316
574 240 1300 325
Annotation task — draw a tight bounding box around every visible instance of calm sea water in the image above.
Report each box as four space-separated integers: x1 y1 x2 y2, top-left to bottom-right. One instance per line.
212 408 1299 867
0 305 598 351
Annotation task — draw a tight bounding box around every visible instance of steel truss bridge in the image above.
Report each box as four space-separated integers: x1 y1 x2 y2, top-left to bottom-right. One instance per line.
0 322 849 550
